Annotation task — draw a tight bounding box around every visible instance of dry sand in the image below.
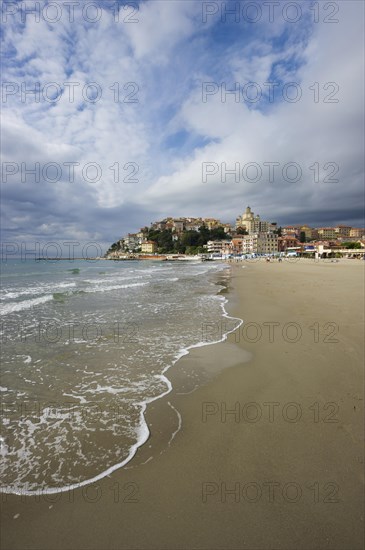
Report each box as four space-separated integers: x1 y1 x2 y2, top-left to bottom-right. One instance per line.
1 258 364 550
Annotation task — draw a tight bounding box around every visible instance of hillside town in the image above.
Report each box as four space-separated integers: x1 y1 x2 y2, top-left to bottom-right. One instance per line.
105 206 365 260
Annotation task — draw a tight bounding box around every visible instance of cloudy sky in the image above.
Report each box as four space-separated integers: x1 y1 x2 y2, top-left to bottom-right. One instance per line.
1 0 364 252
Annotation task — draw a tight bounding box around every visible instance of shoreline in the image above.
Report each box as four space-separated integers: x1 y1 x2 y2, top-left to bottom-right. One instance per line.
0 265 242 496
2 259 364 549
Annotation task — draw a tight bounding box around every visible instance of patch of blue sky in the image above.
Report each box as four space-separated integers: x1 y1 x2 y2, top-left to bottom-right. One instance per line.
163 129 218 153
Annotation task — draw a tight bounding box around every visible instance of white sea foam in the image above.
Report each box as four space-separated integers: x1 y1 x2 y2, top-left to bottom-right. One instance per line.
85 282 149 293
166 401 182 447
1 262 243 495
0 295 53 316
1 275 243 496
1 282 76 300
83 275 144 284
0 281 149 316
62 393 87 404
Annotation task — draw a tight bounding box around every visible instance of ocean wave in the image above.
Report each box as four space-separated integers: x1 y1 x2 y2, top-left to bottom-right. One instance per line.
1 280 148 310
0 295 53 315
84 282 149 293
1 282 76 301
82 275 144 284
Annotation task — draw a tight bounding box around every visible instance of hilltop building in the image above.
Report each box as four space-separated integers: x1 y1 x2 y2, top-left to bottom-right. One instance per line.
106 204 364 260
235 206 276 234
318 228 338 239
335 225 352 237
350 228 365 238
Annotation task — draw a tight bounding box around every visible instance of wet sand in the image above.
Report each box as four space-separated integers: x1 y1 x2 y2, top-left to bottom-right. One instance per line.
1 259 364 550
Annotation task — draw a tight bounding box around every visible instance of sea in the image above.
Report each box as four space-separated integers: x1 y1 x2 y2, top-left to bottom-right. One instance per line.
0 258 241 495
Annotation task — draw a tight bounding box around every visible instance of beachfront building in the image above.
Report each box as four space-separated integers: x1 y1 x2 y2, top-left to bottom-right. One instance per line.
206 240 231 254
242 234 258 255
141 241 157 253
242 233 278 255
259 233 279 254
230 237 245 254
278 236 301 253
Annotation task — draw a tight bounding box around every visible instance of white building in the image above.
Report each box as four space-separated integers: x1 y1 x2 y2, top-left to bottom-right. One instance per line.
124 233 140 251
206 240 231 254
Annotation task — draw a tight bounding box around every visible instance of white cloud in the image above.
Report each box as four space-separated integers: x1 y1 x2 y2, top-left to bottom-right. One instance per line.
124 1 197 62
1 0 364 248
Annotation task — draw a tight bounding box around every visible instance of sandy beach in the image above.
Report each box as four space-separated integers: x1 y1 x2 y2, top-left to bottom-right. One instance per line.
1 258 364 550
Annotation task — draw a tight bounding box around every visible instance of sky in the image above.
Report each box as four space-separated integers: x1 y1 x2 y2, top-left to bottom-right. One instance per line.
1 0 364 253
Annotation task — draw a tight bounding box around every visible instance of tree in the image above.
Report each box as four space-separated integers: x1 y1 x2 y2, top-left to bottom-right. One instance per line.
174 240 186 253
106 242 121 255
236 227 248 235
198 225 210 245
185 245 197 255
344 242 361 249
181 230 200 248
157 229 173 252
299 231 306 243
210 226 226 240
145 229 174 252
